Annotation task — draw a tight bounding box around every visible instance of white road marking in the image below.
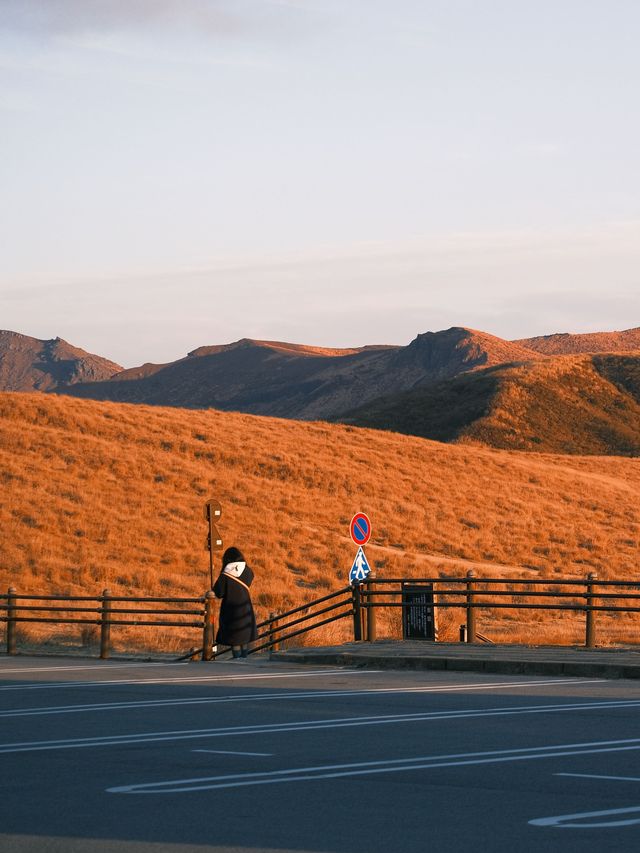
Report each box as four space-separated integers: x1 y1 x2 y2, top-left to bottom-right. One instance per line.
0 678 606 719
107 738 640 794
529 806 640 828
0 662 188 675
192 749 272 756
0 668 363 692
557 772 640 783
2 698 640 754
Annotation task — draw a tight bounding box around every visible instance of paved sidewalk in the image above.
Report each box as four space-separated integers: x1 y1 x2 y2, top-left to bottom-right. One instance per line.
272 639 640 679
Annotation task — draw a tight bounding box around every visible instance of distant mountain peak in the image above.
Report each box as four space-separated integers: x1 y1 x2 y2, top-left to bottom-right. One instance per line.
0 330 122 392
393 326 538 380
187 338 391 360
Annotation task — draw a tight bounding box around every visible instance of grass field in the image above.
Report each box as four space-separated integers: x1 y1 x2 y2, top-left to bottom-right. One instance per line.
1 392 639 652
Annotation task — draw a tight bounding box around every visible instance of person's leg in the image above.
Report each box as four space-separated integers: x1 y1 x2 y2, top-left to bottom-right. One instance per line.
240 645 248 658
231 645 242 658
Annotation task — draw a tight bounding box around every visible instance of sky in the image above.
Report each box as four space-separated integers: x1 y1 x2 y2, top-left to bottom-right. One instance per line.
1 0 639 367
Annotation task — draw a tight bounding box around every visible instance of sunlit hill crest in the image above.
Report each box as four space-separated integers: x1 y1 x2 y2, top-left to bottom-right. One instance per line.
2 325 640 456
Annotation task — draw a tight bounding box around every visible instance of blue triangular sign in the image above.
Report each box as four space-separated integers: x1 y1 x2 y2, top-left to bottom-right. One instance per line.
349 546 371 584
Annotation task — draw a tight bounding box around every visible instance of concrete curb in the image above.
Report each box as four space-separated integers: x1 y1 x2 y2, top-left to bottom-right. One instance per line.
271 647 640 680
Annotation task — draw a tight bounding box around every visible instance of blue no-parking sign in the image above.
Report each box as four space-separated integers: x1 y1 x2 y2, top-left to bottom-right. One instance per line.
350 513 371 546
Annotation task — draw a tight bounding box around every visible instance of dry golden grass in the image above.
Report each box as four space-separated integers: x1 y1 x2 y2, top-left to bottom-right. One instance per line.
1 391 639 653
516 327 640 355
461 353 640 454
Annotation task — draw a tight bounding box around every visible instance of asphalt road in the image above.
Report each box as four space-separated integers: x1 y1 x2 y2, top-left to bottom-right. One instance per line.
1 656 640 853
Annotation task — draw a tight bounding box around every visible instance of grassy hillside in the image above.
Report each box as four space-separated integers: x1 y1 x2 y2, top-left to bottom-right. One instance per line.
342 354 640 455
1 392 639 649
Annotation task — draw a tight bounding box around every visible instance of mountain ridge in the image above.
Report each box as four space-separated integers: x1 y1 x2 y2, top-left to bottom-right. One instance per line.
515 327 640 354
54 326 543 419
2 325 639 456
0 330 122 391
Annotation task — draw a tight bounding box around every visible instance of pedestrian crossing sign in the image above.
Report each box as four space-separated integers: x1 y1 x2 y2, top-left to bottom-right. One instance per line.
349 546 371 584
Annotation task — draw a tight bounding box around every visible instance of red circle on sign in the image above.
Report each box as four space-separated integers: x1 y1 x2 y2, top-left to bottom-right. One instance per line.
350 513 371 546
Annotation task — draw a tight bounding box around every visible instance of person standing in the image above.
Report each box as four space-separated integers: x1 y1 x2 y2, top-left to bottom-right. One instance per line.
213 546 257 659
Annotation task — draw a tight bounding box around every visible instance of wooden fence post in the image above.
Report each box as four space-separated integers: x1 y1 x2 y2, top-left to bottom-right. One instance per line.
466 571 477 643
585 572 598 648
100 589 112 660
7 586 17 655
202 591 215 661
366 576 377 642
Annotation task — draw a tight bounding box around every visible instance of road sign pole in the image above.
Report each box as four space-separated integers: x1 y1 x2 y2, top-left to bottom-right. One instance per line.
352 584 363 641
209 539 214 591
366 576 377 642
204 499 223 589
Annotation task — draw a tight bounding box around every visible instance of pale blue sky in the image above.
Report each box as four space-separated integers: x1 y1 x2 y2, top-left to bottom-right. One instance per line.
1 0 639 366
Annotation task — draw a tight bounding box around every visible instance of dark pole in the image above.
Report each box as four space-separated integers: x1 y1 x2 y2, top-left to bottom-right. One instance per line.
466 571 477 643
585 572 598 648
366 576 377 642
209 531 214 590
352 584 362 641
100 589 111 660
7 586 16 655
202 591 216 661
204 499 223 590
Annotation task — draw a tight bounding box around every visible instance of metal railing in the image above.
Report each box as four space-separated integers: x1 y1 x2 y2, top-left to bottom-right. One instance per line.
201 585 355 660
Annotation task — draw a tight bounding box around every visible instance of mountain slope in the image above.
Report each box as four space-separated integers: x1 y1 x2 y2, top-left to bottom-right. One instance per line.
59 327 539 419
1 393 638 636
515 327 640 355
0 330 122 391
341 353 640 455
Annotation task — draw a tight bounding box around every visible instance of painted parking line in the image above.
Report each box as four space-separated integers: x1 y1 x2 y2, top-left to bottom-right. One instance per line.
557 772 640 784
107 738 640 794
0 678 606 719
532 768 640 828
0 662 189 675
0 668 365 693
192 749 272 756
3 698 640 754
529 806 640 829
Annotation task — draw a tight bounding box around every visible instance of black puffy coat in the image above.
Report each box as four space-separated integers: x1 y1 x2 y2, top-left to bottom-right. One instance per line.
213 554 257 646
